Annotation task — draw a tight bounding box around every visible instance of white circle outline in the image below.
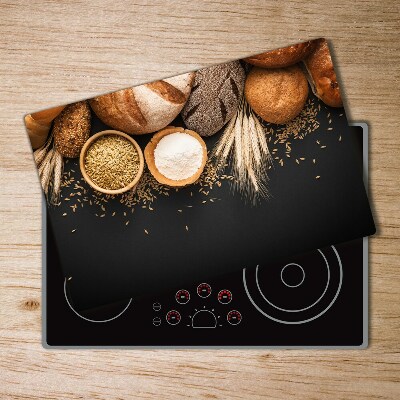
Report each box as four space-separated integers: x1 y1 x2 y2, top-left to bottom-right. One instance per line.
218 289 233 304
166 310 181 325
197 283 212 298
280 263 305 288
256 249 330 313
243 246 343 324
175 289 190 304
64 278 132 323
226 310 242 325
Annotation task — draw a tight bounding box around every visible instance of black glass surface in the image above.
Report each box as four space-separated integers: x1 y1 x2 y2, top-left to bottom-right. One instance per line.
46 232 365 346
46 95 374 313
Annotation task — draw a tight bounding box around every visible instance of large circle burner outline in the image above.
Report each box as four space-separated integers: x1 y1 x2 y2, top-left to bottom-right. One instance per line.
243 246 343 324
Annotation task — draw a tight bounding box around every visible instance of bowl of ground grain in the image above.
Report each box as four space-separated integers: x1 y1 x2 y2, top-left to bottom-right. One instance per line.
80 130 144 195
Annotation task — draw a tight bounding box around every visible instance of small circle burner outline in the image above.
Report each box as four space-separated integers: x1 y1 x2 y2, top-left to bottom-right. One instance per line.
280 263 305 288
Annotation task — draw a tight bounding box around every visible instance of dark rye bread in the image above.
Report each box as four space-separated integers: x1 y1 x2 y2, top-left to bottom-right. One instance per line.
181 61 245 137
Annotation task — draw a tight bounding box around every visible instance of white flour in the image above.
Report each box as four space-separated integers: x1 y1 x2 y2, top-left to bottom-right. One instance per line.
154 132 203 180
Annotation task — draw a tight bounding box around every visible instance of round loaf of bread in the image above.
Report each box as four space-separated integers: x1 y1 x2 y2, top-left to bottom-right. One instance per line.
89 72 195 135
245 66 309 125
243 41 317 69
181 61 245 137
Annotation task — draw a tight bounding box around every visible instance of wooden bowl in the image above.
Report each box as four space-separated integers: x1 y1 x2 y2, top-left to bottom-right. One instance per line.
144 126 208 187
79 130 144 195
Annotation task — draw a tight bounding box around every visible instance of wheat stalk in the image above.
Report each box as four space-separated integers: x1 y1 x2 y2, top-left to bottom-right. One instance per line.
248 112 261 166
212 97 273 204
33 129 64 202
214 112 236 159
233 98 244 173
241 107 250 170
40 148 55 195
50 150 64 205
33 132 53 167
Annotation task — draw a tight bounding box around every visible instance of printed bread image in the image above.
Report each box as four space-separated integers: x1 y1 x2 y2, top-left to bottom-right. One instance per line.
244 65 309 124
303 38 343 107
243 41 317 68
181 61 245 137
25 105 65 149
24 38 346 207
89 72 195 135
53 101 91 158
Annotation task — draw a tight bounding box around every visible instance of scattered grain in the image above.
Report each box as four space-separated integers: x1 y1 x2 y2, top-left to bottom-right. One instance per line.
60 151 234 224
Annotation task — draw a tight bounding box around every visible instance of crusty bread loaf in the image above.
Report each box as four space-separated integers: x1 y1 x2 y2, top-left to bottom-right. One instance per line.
54 101 91 158
243 41 317 69
245 65 309 124
89 73 195 135
303 39 343 107
181 61 245 137
24 105 65 149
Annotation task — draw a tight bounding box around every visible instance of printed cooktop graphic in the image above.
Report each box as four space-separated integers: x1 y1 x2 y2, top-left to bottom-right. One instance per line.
47 231 366 347
26 38 374 314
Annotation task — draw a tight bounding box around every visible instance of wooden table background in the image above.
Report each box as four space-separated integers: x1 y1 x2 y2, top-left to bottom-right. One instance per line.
0 1 399 399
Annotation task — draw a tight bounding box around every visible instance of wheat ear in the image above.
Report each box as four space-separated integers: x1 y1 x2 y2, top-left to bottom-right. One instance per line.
39 148 55 195
51 150 63 204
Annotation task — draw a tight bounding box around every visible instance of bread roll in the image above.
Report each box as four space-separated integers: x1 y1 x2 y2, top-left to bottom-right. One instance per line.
303 39 342 107
181 61 245 137
54 101 91 158
243 41 316 69
245 66 309 124
89 73 195 135
24 105 65 149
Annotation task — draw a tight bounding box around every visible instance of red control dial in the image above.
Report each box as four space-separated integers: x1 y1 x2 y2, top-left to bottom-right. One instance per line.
218 289 232 304
175 289 190 304
166 310 181 325
227 310 242 325
197 283 212 298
